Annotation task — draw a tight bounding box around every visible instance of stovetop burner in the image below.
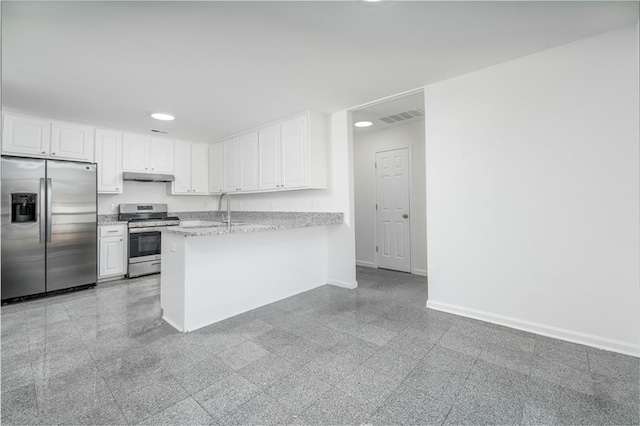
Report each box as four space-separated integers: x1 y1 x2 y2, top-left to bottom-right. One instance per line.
118 204 181 227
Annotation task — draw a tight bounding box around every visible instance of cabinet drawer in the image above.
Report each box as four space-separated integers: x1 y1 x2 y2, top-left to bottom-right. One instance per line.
99 225 126 237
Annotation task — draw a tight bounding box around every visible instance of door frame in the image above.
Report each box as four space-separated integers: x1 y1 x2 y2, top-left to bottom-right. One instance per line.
373 145 414 271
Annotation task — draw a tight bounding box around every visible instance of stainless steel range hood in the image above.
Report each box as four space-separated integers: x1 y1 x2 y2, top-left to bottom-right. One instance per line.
122 172 175 182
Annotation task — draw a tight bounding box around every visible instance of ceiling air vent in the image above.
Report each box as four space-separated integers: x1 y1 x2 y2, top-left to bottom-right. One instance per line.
378 108 425 125
151 129 168 134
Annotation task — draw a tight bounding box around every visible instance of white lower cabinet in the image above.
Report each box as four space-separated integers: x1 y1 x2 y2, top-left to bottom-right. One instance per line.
172 140 209 194
98 225 127 280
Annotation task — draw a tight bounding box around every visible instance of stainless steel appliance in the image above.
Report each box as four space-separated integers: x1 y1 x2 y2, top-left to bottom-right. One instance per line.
119 204 179 278
1 156 97 301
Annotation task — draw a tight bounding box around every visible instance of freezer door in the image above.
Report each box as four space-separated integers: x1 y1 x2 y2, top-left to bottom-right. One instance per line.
46 160 97 291
1 157 47 299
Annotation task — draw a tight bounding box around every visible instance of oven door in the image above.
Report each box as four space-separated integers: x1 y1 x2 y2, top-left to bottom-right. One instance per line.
128 228 162 263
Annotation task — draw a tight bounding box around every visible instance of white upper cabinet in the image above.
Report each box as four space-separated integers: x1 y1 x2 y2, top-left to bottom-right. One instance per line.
50 121 95 161
122 133 174 174
280 115 309 189
95 129 123 194
258 124 281 190
173 140 191 193
172 140 209 195
223 138 240 192
209 142 224 194
2 113 94 162
122 133 149 171
211 112 326 194
149 137 174 173
2 114 51 157
191 143 209 194
239 132 259 192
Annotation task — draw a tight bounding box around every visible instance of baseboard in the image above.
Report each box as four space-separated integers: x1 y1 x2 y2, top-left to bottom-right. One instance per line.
426 300 640 357
356 260 376 268
412 268 427 277
328 280 358 290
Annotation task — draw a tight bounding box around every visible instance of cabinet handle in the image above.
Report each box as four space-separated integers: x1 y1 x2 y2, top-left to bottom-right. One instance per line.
119 239 123 241
115 188 119 190
51 152 56 155
41 151 46 154
145 167 148 170
151 168 155 171
107 230 118 233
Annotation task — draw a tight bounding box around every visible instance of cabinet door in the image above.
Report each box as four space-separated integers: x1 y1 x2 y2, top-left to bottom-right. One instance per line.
122 133 149 171
239 132 259 192
50 121 95 162
95 129 123 193
99 236 125 278
173 140 191 194
281 115 309 189
259 124 281 190
223 138 240 192
209 143 224 194
191 143 209 194
149 137 174 173
2 114 51 157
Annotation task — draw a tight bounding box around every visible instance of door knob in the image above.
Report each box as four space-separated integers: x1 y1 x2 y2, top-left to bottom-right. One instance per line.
403 214 409 218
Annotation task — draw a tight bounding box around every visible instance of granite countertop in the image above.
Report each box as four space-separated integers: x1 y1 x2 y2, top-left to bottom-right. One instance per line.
97 215 128 225
164 212 343 237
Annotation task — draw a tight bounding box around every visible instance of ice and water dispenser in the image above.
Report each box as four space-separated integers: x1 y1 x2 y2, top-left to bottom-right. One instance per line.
11 193 37 223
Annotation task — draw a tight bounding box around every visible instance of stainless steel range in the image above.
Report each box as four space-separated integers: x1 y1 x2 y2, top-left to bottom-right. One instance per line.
119 204 180 278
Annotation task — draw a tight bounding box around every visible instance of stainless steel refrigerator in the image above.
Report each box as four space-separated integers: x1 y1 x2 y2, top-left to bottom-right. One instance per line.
1 156 97 300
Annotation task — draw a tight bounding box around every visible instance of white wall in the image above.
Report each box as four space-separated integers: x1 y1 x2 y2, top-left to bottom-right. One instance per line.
98 183 216 214
354 120 427 275
424 24 640 356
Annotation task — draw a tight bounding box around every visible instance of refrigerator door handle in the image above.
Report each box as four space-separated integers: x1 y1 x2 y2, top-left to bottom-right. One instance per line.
39 178 47 244
46 178 53 243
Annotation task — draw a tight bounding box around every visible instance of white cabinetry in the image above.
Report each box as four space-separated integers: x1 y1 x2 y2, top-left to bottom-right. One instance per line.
122 133 174 173
2 113 94 162
50 121 95 161
122 133 148 171
98 225 127 280
239 132 260 192
149 137 174 173
280 115 309 189
95 129 123 194
223 138 240 192
2 114 51 157
210 112 326 194
258 125 281 190
172 141 209 195
258 112 325 191
209 142 224 194
220 132 259 193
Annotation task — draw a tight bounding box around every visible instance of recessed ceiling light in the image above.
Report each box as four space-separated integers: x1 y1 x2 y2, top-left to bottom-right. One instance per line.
354 121 373 128
151 113 175 121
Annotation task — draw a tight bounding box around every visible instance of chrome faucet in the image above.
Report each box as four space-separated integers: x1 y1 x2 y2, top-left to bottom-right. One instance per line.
218 192 231 230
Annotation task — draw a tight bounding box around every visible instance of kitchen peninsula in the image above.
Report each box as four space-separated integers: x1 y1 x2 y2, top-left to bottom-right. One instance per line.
160 212 343 332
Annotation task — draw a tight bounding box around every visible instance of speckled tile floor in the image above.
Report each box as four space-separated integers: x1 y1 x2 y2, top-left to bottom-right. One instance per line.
1 267 638 425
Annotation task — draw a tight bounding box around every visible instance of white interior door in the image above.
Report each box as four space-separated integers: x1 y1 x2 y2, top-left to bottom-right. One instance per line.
376 148 411 272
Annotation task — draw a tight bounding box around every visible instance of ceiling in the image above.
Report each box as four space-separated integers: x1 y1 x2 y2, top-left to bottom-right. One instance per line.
2 1 638 142
352 91 424 134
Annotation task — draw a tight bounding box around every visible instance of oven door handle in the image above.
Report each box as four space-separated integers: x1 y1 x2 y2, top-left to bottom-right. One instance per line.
128 227 167 234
